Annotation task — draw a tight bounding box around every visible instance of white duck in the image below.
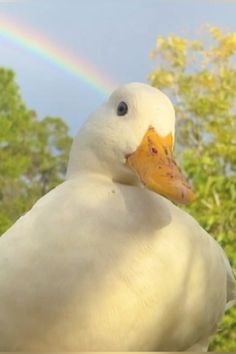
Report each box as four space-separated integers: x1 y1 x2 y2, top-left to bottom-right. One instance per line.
0 83 234 351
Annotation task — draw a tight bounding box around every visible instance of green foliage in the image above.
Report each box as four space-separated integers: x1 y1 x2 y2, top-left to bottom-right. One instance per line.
0 67 72 235
149 26 236 351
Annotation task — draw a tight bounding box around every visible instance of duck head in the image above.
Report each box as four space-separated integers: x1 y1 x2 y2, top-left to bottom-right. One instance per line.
67 83 194 204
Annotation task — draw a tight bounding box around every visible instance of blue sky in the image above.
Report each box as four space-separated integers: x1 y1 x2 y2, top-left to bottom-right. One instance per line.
0 0 236 134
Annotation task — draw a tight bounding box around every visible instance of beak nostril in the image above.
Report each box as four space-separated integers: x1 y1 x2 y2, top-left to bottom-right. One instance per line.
151 147 158 155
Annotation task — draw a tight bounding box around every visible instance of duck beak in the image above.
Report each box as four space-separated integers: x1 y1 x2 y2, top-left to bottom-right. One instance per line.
126 127 195 204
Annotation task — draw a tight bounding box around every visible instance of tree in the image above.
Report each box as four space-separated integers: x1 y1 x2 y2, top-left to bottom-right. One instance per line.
148 26 236 351
0 68 72 235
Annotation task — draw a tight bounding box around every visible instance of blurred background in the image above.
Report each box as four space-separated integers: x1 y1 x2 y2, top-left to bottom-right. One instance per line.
0 0 235 350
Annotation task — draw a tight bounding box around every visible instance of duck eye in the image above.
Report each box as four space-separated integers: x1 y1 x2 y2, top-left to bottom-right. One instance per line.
117 101 128 116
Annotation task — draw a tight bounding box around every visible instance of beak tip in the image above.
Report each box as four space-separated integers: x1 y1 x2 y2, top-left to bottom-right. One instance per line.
183 190 195 204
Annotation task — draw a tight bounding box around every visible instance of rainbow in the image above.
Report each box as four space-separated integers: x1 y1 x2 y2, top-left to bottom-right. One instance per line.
0 12 117 96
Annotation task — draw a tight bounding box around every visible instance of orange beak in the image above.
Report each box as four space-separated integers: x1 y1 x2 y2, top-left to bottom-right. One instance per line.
126 127 195 204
